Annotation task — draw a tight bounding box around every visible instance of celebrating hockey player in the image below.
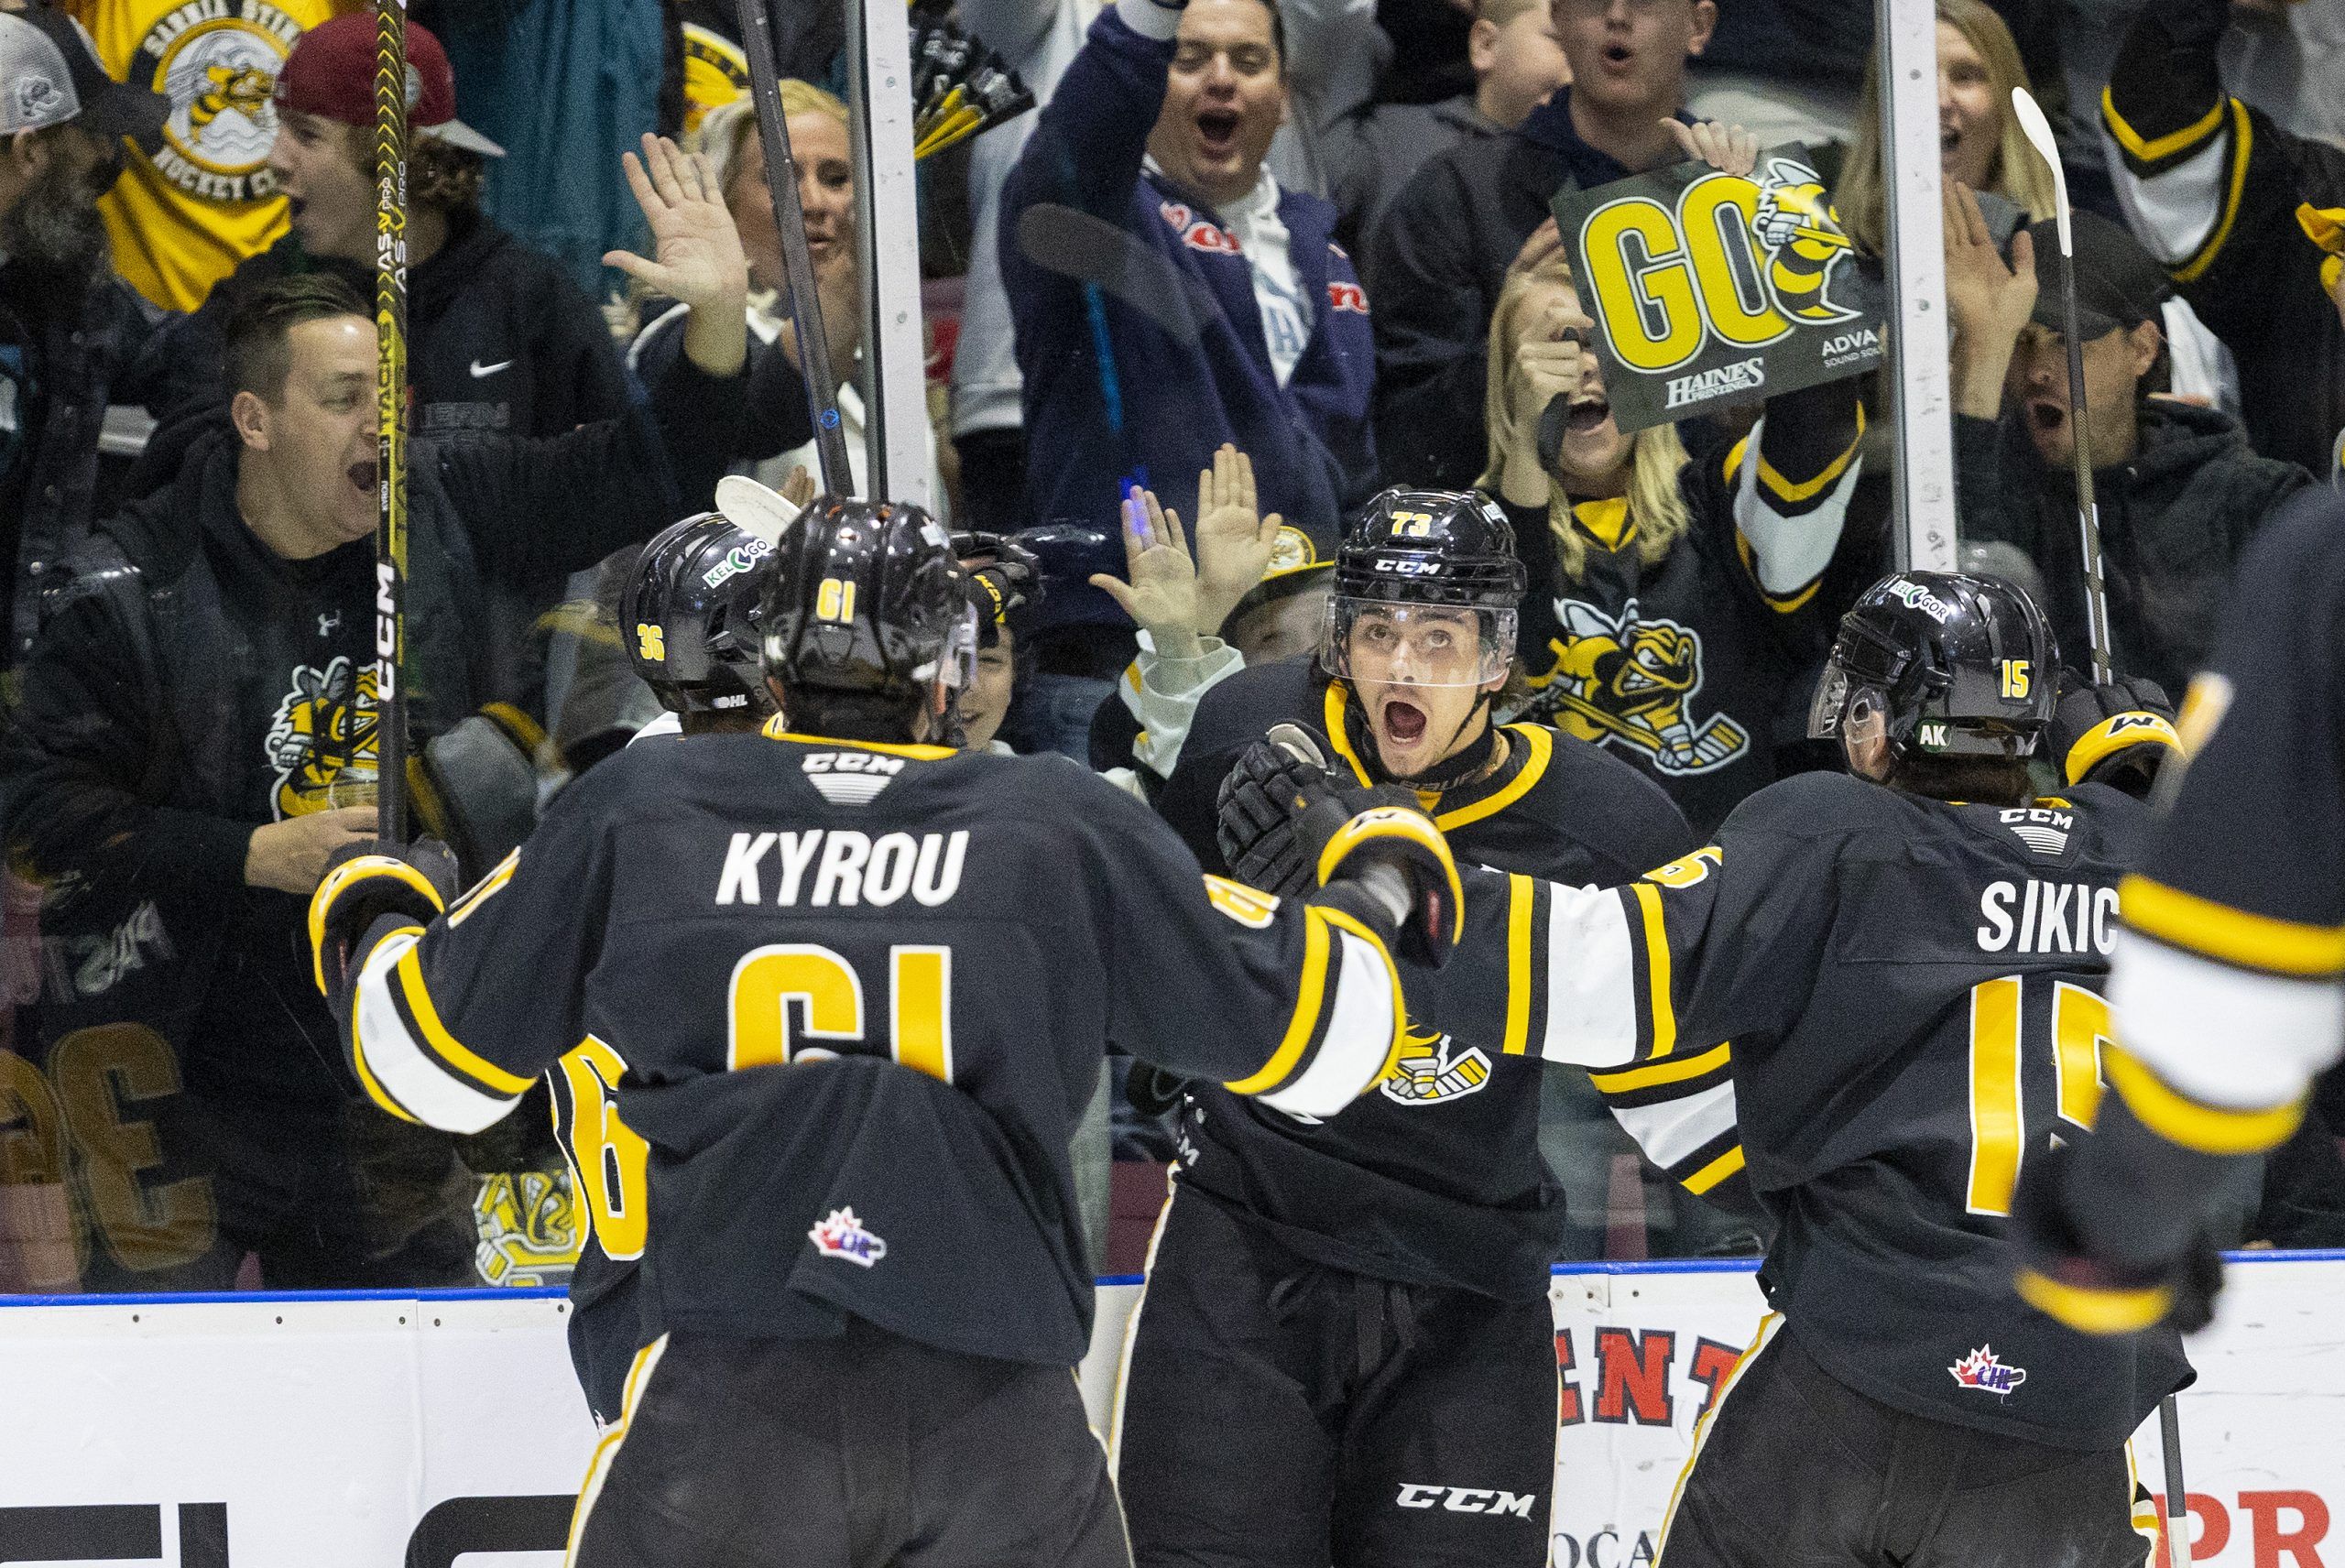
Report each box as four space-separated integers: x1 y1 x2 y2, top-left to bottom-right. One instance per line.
1226 569 2191 1566
547 499 788 1430
2015 488 2345 1340
1122 488 1729 1568
305 493 1461 1567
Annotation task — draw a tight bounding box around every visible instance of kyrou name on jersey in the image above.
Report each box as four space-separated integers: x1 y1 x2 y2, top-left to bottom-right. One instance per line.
1976 878 2118 956
715 829 968 909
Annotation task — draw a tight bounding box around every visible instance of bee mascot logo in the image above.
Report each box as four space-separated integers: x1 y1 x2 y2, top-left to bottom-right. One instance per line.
264 655 379 818
1380 1023 1492 1106
1522 598 1749 776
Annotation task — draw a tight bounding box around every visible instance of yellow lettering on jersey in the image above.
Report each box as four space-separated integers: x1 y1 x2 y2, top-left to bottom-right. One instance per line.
556 1038 649 1260
890 949 953 1083
1203 875 1281 929
2052 981 2110 1130
727 945 865 1070
1642 845 1724 889
725 943 957 1083
1965 976 2023 1216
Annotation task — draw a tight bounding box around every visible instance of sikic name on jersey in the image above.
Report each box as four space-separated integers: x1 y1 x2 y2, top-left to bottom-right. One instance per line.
1976 878 2120 956
715 829 969 908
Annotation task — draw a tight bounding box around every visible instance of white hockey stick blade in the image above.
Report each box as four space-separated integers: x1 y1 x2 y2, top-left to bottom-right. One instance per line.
1263 722 1330 771
715 474 805 547
2010 88 2074 254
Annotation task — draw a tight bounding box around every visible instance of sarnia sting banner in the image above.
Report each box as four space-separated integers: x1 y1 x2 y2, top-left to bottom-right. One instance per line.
1553 144 1885 434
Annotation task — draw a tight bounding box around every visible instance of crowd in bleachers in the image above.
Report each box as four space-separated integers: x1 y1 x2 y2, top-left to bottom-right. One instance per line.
0 0 2339 1292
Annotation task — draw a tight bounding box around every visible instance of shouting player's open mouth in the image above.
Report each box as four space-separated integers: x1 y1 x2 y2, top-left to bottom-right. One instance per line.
1378 692 1430 748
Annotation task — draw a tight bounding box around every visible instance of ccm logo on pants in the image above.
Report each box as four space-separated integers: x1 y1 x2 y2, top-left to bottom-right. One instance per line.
1393 1485 1539 1517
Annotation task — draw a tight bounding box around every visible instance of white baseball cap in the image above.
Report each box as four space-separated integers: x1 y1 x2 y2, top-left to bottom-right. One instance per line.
0 7 168 149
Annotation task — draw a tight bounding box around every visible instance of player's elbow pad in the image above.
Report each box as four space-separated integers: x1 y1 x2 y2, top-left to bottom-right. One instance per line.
1226 900 1410 1119
1314 803 1464 970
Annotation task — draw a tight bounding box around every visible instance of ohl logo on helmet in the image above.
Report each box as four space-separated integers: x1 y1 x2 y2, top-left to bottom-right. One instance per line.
132 1 309 204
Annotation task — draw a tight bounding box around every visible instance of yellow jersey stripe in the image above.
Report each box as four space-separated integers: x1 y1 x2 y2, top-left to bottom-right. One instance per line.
1589 1040 1732 1094
1435 725 1552 830
2121 875 2345 977
2101 87 2227 165
2013 1267 2173 1336
1501 873 1534 1056
1317 902 1410 1090
1631 882 1676 1057
758 718 955 760
448 847 520 928
1313 808 1464 941
1225 907 1333 1094
395 946 536 1096
1683 1143 1746 1195
2106 1046 2306 1156
1756 415 1864 506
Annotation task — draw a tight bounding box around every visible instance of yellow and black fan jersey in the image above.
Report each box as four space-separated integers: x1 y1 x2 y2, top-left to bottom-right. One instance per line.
329 723 1406 1368
2053 491 2345 1293
66 0 354 311
1157 655 1720 1302
1439 768 2191 1447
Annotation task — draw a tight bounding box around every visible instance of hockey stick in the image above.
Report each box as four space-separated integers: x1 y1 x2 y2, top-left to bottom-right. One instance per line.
2011 88 2114 684
734 0 855 495
371 0 409 839
2159 1397 2191 1568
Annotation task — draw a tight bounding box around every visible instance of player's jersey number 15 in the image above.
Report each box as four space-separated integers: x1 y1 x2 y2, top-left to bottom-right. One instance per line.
554 942 959 1260
1965 976 2111 1217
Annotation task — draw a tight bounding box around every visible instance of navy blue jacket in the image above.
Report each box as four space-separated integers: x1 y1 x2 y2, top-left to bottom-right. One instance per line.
1000 2 1376 637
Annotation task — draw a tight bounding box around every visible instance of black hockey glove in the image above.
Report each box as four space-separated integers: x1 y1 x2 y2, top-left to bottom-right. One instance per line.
954 530 1042 634
2051 670 2183 797
309 838 461 999
2008 1140 2222 1336
1216 724 1462 969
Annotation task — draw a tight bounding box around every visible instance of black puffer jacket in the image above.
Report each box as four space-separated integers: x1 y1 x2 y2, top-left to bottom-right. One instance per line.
1954 398 2312 692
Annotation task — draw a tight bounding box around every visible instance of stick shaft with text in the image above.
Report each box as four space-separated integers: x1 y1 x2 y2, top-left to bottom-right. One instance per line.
372 0 409 837
734 0 852 493
2012 89 2114 684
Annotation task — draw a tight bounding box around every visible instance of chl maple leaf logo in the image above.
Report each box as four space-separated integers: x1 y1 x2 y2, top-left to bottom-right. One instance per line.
1948 1345 2028 1399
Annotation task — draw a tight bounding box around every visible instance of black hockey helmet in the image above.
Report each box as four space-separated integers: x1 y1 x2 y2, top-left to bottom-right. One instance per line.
1322 488 1529 688
621 511 776 716
1807 571 2059 759
760 495 977 704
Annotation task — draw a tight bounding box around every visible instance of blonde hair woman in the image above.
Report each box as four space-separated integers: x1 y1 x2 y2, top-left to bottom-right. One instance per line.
1836 0 2056 256
628 82 953 515
1478 166 1870 830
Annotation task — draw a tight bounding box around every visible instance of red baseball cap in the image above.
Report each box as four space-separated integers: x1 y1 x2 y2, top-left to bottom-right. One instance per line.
274 14 503 158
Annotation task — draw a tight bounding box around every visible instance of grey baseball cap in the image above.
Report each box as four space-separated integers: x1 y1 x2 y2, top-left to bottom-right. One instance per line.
1 6 168 151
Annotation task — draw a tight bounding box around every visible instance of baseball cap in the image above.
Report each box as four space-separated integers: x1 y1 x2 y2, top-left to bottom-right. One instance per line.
0 6 168 151
2021 211 2173 341
273 13 503 158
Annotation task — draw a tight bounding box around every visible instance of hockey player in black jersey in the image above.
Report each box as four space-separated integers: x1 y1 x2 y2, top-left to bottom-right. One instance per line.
549 502 783 1430
1257 570 2189 1567
2015 487 2345 1339
305 495 1463 1568
1121 488 1725 1568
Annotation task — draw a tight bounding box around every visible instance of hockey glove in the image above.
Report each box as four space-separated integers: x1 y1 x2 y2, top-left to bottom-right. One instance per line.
2051 670 2183 797
2008 1140 2222 1336
954 530 1043 634
309 838 461 999
1217 724 1463 969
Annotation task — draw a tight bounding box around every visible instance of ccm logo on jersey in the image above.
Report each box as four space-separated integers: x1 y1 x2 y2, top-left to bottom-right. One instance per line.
716 829 968 908
1976 879 2117 955
1394 1485 1539 1519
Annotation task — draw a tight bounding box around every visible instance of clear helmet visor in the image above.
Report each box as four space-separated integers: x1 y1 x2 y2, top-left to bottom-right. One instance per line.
1806 663 1855 740
1321 597 1518 689
913 604 980 695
